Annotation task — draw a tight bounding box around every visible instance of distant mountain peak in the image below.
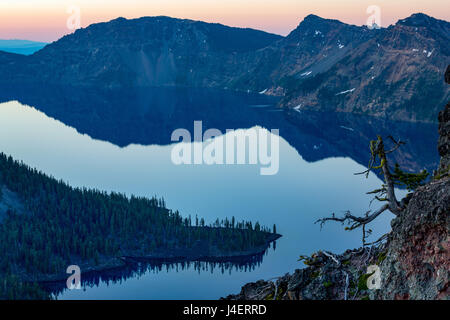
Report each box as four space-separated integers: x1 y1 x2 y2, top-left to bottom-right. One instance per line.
0 13 448 125
111 16 127 21
303 14 324 21
287 14 363 40
299 14 344 26
397 12 444 27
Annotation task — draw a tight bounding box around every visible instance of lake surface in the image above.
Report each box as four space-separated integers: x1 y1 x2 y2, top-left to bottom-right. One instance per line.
0 86 439 299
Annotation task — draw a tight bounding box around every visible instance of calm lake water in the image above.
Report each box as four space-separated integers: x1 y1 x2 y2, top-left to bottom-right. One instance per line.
0 86 439 299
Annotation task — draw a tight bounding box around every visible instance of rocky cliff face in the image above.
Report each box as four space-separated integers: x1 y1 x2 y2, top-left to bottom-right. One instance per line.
223 247 386 300
229 14 375 95
0 16 281 88
225 67 450 300
0 13 448 122
438 65 450 175
279 13 450 123
379 177 449 299
225 178 449 300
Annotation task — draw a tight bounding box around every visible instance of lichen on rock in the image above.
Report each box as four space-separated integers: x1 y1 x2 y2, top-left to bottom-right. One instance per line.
378 177 449 300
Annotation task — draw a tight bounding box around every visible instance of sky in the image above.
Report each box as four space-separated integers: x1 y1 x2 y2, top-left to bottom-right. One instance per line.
0 0 449 42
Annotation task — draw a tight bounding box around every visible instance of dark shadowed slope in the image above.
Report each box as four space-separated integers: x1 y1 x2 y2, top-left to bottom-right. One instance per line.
0 13 448 122
0 16 282 88
279 13 450 122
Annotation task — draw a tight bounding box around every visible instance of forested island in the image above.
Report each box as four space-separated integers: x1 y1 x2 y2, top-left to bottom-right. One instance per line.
0 153 279 299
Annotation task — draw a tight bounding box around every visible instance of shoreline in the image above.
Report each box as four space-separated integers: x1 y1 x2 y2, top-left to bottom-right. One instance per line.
34 234 281 286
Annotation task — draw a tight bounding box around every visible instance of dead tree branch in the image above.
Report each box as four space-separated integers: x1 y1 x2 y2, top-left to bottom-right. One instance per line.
316 204 389 231
343 271 349 301
315 135 419 245
323 251 340 265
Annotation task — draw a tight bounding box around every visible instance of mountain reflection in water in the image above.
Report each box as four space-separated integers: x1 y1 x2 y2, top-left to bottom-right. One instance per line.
0 84 439 299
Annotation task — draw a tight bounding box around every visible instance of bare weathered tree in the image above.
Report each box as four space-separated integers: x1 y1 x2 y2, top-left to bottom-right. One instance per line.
316 135 428 245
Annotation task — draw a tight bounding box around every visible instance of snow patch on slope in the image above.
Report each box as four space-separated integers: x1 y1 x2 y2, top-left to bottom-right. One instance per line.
336 88 355 95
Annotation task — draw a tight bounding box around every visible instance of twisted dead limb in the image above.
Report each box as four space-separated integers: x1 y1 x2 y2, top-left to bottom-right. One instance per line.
316 204 389 232
363 233 388 247
265 276 282 300
355 136 404 214
273 281 279 301
343 271 349 301
316 135 428 245
321 251 350 300
322 251 340 265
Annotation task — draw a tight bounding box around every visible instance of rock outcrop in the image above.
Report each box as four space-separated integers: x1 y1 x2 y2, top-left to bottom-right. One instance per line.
437 65 450 175
225 67 450 300
377 66 449 300
226 176 449 300
379 176 449 299
279 13 450 123
223 247 386 300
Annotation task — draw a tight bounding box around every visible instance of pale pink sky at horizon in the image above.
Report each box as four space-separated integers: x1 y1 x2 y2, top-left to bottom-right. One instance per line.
0 0 449 42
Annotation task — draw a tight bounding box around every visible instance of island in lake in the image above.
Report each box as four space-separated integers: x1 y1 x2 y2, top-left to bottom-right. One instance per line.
0 153 279 299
